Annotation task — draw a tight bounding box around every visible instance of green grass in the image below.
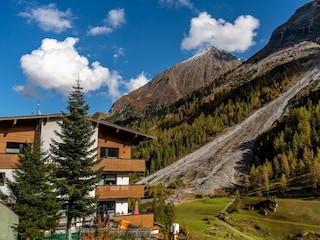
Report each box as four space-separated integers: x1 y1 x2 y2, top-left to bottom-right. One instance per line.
175 197 246 239
175 197 320 240
228 197 320 240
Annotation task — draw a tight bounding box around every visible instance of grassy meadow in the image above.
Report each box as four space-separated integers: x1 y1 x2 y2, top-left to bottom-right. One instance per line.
175 197 320 240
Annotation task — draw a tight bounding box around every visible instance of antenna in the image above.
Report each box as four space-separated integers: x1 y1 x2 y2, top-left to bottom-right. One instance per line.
37 99 41 115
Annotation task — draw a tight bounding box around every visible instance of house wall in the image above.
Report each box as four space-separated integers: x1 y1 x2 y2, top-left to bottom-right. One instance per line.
40 120 61 152
116 199 128 215
0 124 35 154
0 202 19 240
0 121 37 196
117 174 129 185
41 120 99 153
0 169 14 195
97 132 131 159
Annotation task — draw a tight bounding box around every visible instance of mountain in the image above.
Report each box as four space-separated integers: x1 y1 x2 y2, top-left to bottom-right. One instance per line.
248 0 320 63
108 47 241 117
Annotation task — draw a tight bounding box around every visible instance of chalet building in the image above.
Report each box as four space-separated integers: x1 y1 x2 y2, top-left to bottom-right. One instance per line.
0 114 155 229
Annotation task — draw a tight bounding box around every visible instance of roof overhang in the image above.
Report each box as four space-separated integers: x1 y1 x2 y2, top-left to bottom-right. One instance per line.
0 114 155 144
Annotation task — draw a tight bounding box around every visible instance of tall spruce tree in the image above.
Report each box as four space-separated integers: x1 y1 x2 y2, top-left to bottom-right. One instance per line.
5 141 62 240
50 80 102 239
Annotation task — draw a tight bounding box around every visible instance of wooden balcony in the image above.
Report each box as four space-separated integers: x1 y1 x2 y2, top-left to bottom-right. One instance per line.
0 154 20 169
113 213 154 228
94 158 145 172
95 185 144 199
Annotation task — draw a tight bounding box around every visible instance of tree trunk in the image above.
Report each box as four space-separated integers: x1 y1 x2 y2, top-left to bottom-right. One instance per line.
66 216 72 240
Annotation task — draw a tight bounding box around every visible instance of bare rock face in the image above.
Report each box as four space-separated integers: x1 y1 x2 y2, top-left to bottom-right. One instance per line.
109 47 241 117
249 0 320 63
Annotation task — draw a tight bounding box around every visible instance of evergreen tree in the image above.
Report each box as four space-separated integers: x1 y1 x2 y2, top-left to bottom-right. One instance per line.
149 183 175 238
234 189 241 212
50 80 102 239
6 142 61 240
280 173 287 194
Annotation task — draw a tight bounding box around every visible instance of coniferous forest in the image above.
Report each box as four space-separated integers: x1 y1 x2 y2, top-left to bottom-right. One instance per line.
250 88 320 196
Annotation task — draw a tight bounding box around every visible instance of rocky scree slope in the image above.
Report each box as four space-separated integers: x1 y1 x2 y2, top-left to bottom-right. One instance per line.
108 47 241 117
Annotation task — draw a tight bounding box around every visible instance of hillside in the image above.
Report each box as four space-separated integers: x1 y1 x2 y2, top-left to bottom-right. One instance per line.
137 42 320 202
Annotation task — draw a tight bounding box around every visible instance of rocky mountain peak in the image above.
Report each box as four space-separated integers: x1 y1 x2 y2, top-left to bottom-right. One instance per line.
248 0 320 63
109 46 241 117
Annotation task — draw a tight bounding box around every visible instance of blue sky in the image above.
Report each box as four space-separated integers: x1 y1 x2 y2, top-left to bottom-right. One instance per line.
1 0 309 117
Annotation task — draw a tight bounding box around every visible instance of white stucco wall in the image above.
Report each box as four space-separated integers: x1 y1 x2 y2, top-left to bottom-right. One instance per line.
0 169 14 196
115 199 128 215
41 120 99 154
41 121 61 153
117 174 129 185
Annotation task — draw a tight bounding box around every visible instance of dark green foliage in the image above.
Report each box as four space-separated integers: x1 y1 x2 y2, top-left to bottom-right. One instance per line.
5 142 62 240
50 80 102 237
148 184 175 237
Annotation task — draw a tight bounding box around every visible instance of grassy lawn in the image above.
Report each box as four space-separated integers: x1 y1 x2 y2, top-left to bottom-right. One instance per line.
175 197 320 240
175 197 247 239
227 197 320 240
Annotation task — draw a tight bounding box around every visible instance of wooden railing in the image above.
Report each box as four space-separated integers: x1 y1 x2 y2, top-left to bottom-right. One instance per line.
0 154 20 168
93 158 145 172
95 185 145 199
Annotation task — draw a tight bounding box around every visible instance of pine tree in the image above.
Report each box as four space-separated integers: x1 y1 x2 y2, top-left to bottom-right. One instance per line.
50 80 102 239
6 141 62 240
280 173 287 194
234 189 241 212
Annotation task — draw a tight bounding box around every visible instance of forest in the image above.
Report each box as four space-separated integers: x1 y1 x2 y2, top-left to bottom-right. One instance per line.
250 88 320 196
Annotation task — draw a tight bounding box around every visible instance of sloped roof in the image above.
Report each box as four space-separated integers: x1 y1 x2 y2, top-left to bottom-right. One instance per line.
0 114 155 145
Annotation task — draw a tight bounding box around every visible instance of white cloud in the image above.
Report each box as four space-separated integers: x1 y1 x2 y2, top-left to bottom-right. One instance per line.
18 37 122 100
88 8 125 36
113 47 125 61
181 12 260 53
125 72 150 92
159 0 194 9
18 3 72 33
105 9 126 28
88 26 113 36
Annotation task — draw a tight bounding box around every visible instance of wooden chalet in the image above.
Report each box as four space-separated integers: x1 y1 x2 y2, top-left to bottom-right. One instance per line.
0 114 155 229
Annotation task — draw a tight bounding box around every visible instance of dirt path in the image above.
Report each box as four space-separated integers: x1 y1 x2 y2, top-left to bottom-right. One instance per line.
137 62 320 202
214 217 256 240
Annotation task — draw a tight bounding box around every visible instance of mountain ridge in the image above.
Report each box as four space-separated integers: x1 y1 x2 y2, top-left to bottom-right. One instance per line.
108 46 241 117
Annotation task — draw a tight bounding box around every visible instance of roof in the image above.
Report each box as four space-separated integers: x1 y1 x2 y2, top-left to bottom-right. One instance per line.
0 114 155 144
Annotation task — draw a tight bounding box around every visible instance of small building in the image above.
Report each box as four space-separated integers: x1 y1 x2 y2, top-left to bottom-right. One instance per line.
0 202 19 240
0 114 155 231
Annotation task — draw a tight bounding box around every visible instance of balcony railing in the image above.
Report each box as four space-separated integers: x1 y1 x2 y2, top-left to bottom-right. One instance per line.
113 213 154 228
0 154 20 168
95 185 144 199
93 158 145 172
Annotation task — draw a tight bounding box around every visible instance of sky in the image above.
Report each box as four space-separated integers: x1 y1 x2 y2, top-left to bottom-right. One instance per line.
1 0 310 117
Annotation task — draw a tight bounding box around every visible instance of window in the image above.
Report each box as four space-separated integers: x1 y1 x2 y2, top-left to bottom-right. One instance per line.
6 142 28 154
98 201 115 219
0 172 5 186
100 147 119 158
102 174 116 185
